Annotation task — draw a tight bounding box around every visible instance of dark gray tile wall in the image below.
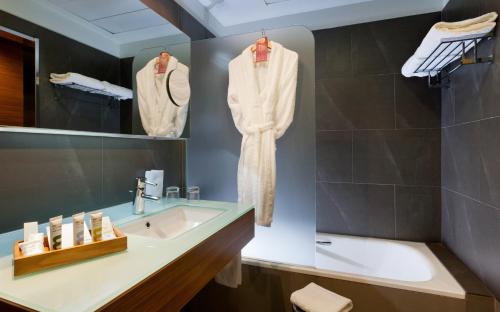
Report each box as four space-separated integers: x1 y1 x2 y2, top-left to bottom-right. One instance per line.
441 0 500 300
0 132 184 233
314 12 442 241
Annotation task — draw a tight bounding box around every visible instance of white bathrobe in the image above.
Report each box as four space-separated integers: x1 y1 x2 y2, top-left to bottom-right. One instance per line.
136 56 189 138
228 41 298 226
216 41 298 289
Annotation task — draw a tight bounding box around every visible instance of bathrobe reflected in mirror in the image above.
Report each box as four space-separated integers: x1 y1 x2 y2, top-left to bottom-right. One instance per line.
228 41 298 226
137 56 190 138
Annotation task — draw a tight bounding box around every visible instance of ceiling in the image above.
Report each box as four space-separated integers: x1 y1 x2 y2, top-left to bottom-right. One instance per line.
1 0 448 55
174 0 448 37
207 0 372 27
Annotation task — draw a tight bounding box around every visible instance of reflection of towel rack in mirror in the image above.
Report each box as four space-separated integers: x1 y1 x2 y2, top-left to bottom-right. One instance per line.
50 72 132 100
413 32 495 88
52 83 130 102
54 83 117 98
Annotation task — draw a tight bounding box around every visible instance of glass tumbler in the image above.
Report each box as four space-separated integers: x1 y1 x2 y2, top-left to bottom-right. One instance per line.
166 186 180 201
186 186 200 201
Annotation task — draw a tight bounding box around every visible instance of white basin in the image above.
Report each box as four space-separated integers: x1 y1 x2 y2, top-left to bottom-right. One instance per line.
121 206 224 240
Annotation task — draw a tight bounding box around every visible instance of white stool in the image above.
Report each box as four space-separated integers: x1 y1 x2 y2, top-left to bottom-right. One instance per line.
290 283 353 312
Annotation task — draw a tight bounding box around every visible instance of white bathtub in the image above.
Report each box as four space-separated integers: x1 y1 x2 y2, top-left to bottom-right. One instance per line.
243 233 465 299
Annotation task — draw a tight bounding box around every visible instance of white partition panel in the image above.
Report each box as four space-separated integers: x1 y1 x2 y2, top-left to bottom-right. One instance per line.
187 26 315 266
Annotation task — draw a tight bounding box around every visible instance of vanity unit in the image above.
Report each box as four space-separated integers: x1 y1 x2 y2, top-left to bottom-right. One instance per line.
0 200 254 311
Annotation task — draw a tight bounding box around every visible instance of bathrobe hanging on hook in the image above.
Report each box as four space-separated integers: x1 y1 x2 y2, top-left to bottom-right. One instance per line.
227 41 298 226
137 56 190 138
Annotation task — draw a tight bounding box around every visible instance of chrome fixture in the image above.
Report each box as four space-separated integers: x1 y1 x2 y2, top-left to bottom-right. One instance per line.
131 177 160 215
316 240 332 246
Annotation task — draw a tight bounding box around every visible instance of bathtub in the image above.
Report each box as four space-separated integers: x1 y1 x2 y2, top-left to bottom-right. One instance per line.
243 233 465 299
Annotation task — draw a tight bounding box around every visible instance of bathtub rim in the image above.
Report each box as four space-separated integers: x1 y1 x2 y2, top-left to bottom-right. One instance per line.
242 233 465 300
242 258 466 300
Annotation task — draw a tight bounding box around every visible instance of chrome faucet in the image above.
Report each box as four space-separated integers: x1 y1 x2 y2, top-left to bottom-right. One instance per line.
131 177 160 215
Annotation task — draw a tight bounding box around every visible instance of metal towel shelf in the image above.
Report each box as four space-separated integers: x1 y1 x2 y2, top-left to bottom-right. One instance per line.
53 83 127 100
413 32 495 88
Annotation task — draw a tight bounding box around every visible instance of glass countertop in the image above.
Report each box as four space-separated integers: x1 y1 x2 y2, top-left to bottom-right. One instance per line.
0 199 253 312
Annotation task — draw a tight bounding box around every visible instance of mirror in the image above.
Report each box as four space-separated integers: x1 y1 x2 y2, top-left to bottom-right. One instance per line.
0 0 191 139
132 42 191 137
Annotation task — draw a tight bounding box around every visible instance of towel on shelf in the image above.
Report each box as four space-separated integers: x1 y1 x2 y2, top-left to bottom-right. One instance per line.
103 81 133 100
290 283 353 312
402 12 498 77
50 73 133 100
50 72 105 91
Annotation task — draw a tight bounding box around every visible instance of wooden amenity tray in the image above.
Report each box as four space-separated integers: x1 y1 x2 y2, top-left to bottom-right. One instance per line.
13 227 127 276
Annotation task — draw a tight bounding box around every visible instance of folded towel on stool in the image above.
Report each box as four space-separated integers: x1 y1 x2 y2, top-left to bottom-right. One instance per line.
290 283 353 312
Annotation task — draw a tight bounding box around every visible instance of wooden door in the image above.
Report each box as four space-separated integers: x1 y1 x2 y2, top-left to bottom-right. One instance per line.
0 36 24 126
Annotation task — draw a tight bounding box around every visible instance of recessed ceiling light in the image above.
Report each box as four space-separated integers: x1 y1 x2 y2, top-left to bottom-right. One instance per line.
198 0 212 6
264 0 291 5
199 0 224 9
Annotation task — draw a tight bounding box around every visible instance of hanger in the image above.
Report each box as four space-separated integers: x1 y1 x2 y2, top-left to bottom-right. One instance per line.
155 51 170 74
251 29 272 52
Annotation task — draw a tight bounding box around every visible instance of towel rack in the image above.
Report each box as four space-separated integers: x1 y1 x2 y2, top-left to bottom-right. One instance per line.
53 83 127 100
413 32 495 88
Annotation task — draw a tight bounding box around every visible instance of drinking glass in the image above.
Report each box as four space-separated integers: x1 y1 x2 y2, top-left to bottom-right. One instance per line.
166 186 180 200
186 186 200 201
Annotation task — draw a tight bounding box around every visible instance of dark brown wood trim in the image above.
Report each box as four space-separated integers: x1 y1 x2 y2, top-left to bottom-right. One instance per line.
99 209 255 312
141 0 180 28
0 297 35 312
140 0 213 40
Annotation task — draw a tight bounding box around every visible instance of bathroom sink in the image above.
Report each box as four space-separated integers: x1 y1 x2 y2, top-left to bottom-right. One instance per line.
120 206 224 240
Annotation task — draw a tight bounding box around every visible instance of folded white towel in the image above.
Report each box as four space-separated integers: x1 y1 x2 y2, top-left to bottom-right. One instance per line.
402 12 497 77
50 73 133 100
290 283 353 312
102 81 133 100
215 253 242 288
50 72 105 90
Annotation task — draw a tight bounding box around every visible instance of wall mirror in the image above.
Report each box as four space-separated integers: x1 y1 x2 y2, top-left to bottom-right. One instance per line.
0 0 191 139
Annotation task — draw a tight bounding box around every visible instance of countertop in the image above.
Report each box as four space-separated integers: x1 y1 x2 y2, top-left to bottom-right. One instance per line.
0 199 253 312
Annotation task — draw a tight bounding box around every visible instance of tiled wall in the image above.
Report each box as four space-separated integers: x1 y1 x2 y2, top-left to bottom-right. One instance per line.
441 0 500 300
313 13 442 241
0 132 184 233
